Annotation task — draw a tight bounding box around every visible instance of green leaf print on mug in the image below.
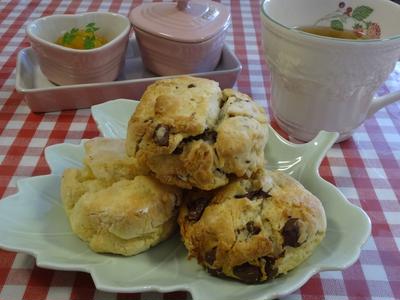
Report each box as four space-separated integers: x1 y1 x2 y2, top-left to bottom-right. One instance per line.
331 20 344 31
314 2 381 39
352 6 373 21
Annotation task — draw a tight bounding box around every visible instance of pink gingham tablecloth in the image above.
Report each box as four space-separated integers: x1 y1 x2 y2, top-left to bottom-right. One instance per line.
0 1 399 299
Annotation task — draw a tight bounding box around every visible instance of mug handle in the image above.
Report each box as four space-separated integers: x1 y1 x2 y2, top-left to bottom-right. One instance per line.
367 90 400 117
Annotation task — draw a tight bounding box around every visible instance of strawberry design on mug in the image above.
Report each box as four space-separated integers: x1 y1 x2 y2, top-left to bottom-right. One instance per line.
315 2 382 39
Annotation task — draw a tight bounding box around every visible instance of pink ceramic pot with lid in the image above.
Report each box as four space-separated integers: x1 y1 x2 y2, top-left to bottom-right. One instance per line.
129 0 231 76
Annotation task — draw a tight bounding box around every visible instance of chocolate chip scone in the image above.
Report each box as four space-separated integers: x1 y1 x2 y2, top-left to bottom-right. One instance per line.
126 76 269 190
178 170 326 283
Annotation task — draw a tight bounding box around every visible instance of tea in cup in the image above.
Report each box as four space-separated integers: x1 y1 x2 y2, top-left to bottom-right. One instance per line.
260 0 400 142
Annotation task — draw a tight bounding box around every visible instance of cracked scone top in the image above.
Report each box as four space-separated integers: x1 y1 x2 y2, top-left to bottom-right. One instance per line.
126 77 269 190
61 138 182 256
61 138 148 216
178 170 327 283
69 176 181 256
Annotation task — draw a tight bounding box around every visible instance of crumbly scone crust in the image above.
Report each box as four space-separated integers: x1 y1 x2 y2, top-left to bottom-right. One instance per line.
61 167 110 216
126 77 269 190
84 137 149 182
61 138 148 216
70 176 182 256
61 138 182 256
178 170 326 283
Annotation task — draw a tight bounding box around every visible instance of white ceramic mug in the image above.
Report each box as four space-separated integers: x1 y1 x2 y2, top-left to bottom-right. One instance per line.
260 0 400 142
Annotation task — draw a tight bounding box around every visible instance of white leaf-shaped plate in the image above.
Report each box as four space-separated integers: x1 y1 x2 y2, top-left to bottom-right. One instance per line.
0 99 371 300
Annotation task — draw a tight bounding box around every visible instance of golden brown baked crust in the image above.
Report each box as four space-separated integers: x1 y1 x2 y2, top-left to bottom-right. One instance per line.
61 138 182 256
61 138 149 216
61 167 109 216
126 77 269 190
70 176 182 256
178 170 326 283
84 137 149 182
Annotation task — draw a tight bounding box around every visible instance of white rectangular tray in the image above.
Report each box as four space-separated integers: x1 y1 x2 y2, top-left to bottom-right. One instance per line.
16 39 242 113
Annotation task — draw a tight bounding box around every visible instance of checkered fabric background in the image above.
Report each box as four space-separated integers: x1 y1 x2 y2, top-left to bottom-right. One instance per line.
0 1 399 300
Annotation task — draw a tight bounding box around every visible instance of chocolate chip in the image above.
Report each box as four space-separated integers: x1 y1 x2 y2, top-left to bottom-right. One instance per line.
186 129 218 144
281 218 301 248
173 125 216 153
188 83 196 88
263 256 278 279
247 189 271 199
205 247 217 265
172 144 184 155
172 129 218 151
235 189 271 200
246 221 261 235
186 197 210 222
207 267 224 278
233 262 261 284
200 129 217 143
153 124 170 146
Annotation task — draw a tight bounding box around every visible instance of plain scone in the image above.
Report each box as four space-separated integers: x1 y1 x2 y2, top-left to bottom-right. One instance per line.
84 137 149 181
178 170 327 283
69 176 181 256
126 76 269 190
61 138 147 215
61 138 182 256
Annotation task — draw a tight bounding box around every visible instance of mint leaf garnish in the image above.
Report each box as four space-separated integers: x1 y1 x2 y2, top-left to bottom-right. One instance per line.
84 35 95 49
62 27 78 45
85 22 99 33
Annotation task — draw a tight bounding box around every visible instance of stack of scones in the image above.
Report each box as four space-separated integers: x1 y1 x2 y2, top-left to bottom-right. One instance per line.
61 76 326 284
